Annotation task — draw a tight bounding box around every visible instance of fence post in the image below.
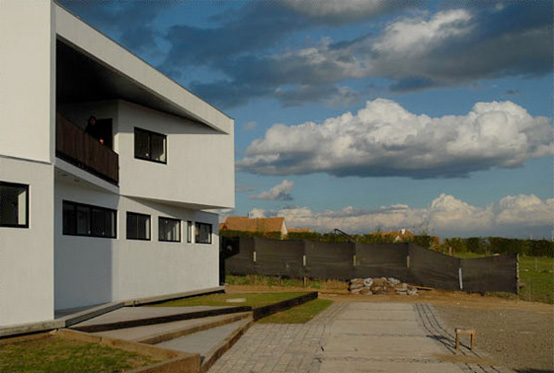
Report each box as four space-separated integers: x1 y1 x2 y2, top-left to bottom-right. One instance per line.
353 254 357 267
253 251 257 263
406 255 410 269
516 253 519 297
458 267 463 290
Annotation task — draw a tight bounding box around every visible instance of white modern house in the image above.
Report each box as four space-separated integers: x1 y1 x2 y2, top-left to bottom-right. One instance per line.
0 1 234 328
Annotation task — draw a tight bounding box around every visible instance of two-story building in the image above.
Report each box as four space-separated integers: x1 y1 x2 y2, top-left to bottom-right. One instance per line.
0 0 234 328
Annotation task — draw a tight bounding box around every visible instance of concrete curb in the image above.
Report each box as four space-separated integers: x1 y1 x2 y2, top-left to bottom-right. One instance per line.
253 291 318 320
124 286 225 307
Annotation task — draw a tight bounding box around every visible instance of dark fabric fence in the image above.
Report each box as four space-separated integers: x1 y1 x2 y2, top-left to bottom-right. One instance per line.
222 237 518 294
254 238 305 278
461 254 518 293
408 244 461 291
305 241 354 280
355 243 409 280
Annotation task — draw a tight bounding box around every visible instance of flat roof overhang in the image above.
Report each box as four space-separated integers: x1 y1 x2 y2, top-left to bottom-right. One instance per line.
55 3 232 134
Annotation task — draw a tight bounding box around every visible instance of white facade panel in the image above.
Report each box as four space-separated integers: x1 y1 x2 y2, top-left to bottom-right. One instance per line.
0 0 55 163
54 177 220 310
117 101 235 209
0 158 54 326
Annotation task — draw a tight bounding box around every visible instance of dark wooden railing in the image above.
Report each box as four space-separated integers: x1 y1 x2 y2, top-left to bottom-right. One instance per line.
56 113 119 184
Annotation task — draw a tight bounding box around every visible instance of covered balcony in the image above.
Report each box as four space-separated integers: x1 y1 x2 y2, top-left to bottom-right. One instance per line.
56 113 119 184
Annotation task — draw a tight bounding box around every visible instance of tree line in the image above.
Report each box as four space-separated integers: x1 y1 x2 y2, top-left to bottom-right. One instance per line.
220 230 553 257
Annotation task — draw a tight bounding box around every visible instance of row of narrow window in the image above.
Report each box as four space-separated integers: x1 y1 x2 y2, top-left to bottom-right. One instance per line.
63 201 212 244
0 183 211 244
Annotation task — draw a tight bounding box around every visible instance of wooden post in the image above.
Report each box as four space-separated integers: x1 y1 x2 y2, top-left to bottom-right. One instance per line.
516 253 519 297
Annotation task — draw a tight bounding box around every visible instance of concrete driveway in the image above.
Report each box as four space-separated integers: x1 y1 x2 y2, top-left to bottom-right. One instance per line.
210 301 510 373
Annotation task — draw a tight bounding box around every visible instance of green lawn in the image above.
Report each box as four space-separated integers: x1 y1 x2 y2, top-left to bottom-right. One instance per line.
150 292 309 308
258 299 333 324
0 335 162 373
519 256 554 304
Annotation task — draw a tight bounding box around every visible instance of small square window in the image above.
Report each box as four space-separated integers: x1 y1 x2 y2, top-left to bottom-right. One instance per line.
0 182 29 228
195 222 212 244
127 212 151 240
135 128 167 164
159 217 180 242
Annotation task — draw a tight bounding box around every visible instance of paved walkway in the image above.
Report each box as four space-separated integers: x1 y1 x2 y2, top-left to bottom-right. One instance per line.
209 302 511 373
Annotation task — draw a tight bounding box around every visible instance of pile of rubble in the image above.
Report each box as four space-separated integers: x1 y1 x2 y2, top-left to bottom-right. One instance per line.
348 277 419 296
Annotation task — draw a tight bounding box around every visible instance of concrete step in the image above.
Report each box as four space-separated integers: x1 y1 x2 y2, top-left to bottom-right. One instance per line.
92 312 252 344
152 316 253 371
70 305 251 333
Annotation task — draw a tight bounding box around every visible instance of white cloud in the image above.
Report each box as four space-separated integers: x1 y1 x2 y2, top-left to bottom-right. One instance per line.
283 0 402 24
250 179 295 201
248 193 552 238
238 99 552 179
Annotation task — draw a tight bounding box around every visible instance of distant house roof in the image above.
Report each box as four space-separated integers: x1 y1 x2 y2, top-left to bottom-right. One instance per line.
220 216 286 234
376 229 414 242
288 228 312 233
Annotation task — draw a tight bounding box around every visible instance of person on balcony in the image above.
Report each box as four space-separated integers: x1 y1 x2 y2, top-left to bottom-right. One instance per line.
85 115 105 145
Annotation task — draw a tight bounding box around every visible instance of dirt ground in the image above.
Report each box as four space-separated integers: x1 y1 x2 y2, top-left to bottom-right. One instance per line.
227 284 554 371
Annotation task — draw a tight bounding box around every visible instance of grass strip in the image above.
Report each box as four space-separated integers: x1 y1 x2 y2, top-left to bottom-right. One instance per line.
0 335 162 373
258 299 333 324
150 292 308 309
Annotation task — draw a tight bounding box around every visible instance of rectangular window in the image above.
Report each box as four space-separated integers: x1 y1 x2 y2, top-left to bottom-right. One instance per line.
159 217 180 242
134 127 167 164
186 221 192 243
127 212 151 240
195 222 212 244
0 182 29 228
63 201 116 238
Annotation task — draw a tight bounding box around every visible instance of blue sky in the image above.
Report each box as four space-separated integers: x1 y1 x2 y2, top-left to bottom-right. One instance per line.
61 0 553 239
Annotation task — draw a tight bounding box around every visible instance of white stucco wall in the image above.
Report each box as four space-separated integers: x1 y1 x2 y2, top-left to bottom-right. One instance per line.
54 176 219 310
114 198 219 301
117 101 235 209
0 0 55 163
0 158 54 326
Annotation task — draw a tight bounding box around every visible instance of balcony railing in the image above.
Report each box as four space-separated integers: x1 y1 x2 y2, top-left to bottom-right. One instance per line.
56 113 119 184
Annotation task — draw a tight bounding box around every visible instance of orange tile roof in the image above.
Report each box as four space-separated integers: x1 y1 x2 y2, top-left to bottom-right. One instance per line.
288 228 311 233
221 216 285 233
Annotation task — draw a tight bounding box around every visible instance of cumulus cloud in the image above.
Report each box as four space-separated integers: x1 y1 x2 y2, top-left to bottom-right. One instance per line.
184 4 551 108
250 193 553 238
238 99 552 179
250 180 295 201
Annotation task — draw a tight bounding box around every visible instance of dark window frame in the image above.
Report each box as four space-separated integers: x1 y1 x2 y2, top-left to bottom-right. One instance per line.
134 127 167 164
0 182 29 228
63 200 117 239
195 222 212 244
126 212 151 241
159 217 181 242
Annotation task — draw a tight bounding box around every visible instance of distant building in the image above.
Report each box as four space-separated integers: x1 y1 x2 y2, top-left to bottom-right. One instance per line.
377 229 415 242
220 216 288 238
288 228 312 234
